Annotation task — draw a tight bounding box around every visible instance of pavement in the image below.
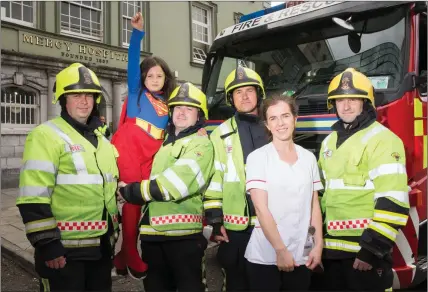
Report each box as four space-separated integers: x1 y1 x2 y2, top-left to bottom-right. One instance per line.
0 188 218 279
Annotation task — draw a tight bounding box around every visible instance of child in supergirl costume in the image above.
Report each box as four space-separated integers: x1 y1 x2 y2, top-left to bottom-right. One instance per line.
111 12 176 279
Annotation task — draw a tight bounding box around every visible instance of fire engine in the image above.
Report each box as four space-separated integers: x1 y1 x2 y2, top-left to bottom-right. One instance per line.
202 1 427 289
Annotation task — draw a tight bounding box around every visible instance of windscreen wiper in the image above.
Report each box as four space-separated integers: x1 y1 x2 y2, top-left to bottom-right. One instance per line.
293 76 333 99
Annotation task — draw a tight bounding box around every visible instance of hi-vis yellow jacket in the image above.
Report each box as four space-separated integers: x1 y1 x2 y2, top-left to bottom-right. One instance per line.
319 121 409 259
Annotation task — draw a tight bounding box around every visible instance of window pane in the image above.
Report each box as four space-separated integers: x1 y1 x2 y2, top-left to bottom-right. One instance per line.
92 1 101 9
23 5 32 22
11 2 21 20
91 10 100 23
71 16 79 27
70 4 80 18
61 2 69 14
122 2 127 16
82 1 91 7
61 14 69 26
2 1 11 17
93 22 100 32
23 1 32 6
82 19 90 28
127 30 131 44
81 8 90 20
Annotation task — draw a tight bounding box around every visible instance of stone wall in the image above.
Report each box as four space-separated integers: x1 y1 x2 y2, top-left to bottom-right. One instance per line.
1 134 26 188
1 52 127 188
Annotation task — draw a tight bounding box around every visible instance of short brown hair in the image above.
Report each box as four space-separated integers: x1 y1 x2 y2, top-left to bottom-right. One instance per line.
261 94 298 141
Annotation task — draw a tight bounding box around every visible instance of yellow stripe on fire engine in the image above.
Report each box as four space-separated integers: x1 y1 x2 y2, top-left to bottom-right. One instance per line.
414 120 424 136
296 120 336 129
414 98 423 118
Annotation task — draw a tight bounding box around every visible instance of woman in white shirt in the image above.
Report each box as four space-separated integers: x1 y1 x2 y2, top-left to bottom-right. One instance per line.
245 95 323 291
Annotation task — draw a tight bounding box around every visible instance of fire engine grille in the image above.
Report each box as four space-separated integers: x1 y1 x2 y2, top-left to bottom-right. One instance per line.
297 102 329 116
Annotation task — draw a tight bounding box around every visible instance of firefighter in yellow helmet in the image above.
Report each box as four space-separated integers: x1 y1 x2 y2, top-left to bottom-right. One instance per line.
117 82 214 291
17 63 120 291
317 68 409 291
204 66 269 291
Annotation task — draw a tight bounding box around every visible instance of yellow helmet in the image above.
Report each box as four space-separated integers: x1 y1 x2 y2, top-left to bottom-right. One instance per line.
53 63 103 104
327 68 375 110
224 66 265 106
168 82 208 119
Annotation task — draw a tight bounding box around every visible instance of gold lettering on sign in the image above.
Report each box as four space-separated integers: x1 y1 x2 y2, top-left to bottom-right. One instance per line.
23 34 33 44
63 42 72 51
21 33 128 66
36 36 44 46
46 38 53 48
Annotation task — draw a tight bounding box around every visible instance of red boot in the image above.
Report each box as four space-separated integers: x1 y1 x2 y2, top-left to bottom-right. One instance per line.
114 202 148 280
113 250 127 276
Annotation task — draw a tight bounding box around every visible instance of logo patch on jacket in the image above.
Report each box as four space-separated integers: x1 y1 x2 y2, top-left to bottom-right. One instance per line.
226 145 233 153
391 152 400 161
323 149 333 158
146 92 168 117
66 144 85 153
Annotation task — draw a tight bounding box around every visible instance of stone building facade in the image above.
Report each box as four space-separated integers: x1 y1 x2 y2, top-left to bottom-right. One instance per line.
1 1 264 187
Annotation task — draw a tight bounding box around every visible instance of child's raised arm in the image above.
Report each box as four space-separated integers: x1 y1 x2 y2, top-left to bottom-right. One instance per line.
128 12 145 95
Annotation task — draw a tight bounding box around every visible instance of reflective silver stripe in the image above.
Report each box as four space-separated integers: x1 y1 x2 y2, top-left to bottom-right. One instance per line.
369 221 398 241
203 201 222 208
163 168 189 198
327 179 375 190
104 173 116 183
322 133 333 152
374 191 409 204
140 226 199 235
44 121 88 175
324 240 361 252
207 182 222 192
22 160 56 174
219 122 240 183
182 138 191 145
19 186 53 197
61 238 101 247
373 211 408 225
369 163 407 180
361 124 387 144
176 159 205 188
161 184 170 201
56 174 103 185
142 180 151 202
214 161 225 171
25 218 57 233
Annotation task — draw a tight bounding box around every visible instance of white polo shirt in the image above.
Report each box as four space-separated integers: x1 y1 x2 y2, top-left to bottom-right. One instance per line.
245 142 323 266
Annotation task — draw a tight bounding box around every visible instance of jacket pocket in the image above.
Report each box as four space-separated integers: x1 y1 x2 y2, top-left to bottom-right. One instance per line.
343 173 366 187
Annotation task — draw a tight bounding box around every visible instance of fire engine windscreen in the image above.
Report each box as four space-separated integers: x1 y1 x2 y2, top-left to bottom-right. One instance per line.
207 6 406 117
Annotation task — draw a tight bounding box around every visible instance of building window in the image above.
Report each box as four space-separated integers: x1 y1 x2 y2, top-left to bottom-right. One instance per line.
1 1 34 27
122 1 142 47
191 3 213 64
1 86 40 128
233 12 243 24
60 1 103 41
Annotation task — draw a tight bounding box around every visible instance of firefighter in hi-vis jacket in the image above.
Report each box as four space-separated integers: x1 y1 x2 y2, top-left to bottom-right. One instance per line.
118 82 214 292
17 63 120 291
203 66 269 291
318 68 409 291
